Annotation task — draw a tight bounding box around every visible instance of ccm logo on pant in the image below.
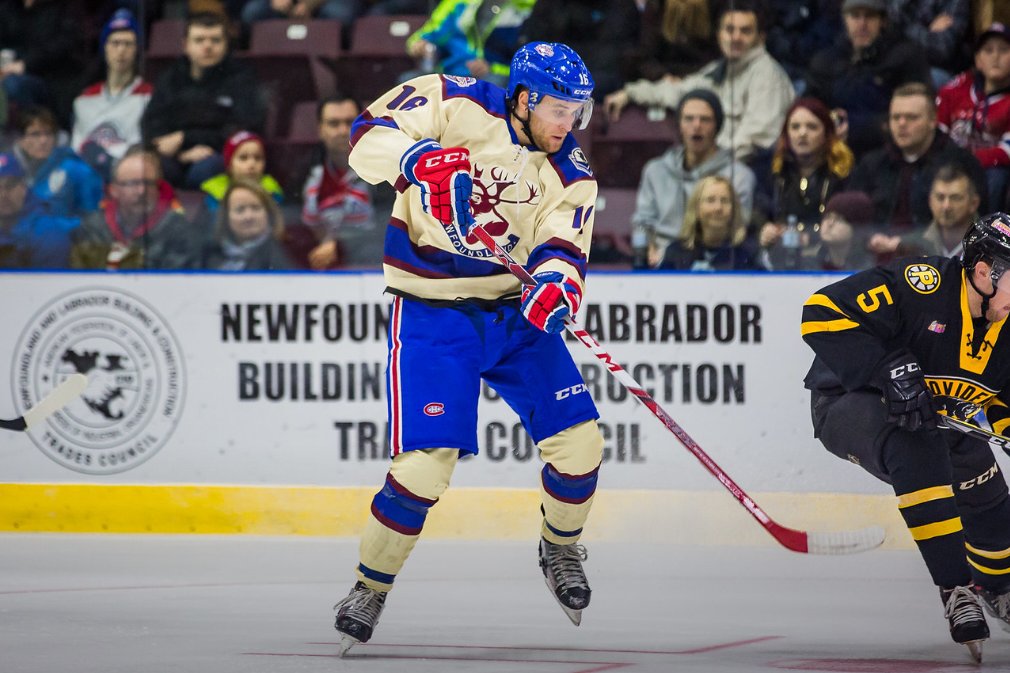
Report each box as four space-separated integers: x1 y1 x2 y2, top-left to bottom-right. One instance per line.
555 384 589 400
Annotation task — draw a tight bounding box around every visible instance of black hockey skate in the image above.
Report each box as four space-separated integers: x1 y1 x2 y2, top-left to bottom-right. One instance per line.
334 581 387 656
976 584 1010 633
539 538 591 626
941 585 989 663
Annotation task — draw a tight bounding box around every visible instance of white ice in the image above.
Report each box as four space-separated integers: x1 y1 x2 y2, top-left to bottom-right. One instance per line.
1 534 1002 673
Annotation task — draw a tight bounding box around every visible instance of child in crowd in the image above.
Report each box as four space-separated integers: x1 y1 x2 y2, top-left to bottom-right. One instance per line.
200 130 283 217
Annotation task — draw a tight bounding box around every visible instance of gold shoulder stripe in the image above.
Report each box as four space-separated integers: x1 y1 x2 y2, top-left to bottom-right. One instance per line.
801 318 860 336
804 293 850 317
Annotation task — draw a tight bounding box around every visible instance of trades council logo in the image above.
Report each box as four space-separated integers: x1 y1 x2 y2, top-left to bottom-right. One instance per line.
13 288 185 474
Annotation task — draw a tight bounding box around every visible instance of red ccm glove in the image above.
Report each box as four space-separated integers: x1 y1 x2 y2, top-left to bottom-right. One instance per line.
520 271 582 334
400 139 476 232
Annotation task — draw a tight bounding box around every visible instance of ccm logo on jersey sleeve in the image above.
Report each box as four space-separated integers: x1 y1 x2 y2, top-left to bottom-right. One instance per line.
423 403 445 416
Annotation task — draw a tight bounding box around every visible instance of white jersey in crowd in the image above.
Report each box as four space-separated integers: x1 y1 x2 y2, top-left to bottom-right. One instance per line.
348 73 598 303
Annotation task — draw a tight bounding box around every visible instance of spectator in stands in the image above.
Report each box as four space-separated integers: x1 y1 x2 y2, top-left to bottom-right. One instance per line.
241 0 364 27
199 179 295 271
799 190 875 271
867 163 981 258
406 0 535 88
141 12 266 190
0 152 79 269
886 0 971 87
13 106 103 219
71 9 152 184
850 83 987 254
520 0 641 100
937 22 1010 211
804 0 930 158
764 0 842 93
658 175 758 271
0 0 88 129
70 147 195 270
629 90 756 269
603 0 794 164
626 0 720 83
301 95 377 269
758 98 856 269
200 130 283 220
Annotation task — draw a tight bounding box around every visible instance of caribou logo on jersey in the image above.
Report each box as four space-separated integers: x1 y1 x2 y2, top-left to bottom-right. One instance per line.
905 263 941 294
569 148 592 176
443 75 476 87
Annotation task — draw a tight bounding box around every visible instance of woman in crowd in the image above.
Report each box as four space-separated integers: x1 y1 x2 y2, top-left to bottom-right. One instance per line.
660 175 758 271
200 179 294 271
759 97 855 269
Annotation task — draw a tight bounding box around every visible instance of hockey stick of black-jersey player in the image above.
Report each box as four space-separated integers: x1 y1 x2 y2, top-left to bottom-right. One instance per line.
939 414 1010 454
0 374 88 431
469 224 885 555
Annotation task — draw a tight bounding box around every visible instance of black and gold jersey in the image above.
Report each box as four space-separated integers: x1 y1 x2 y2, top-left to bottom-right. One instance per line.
801 255 1010 434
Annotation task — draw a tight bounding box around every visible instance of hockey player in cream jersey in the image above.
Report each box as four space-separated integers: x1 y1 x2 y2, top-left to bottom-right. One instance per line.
333 43 604 654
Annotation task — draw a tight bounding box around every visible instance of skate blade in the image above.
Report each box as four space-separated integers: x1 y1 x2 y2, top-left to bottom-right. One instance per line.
337 634 360 657
964 639 984 664
543 576 583 626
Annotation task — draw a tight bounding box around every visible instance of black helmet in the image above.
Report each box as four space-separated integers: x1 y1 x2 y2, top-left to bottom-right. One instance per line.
962 212 1010 284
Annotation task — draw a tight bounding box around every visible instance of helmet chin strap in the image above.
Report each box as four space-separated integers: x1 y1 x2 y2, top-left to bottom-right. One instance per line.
509 94 541 152
967 266 998 319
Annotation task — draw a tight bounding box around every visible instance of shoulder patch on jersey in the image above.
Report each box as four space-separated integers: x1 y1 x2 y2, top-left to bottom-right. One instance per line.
444 75 477 87
569 147 592 176
905 263 942 294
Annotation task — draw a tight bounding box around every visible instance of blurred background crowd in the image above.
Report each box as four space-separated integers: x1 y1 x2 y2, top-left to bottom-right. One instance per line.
1 0 1009 272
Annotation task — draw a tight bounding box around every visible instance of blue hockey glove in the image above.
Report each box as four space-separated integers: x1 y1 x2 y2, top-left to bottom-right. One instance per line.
400 139 476 233
520 271 582 334
878 351 936 432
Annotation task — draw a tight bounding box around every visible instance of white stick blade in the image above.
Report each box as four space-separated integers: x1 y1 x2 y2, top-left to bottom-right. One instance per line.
22 374 88 430
806 525 886 555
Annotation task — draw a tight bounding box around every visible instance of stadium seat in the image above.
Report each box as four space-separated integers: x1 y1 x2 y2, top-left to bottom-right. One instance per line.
142 18 186 83
592 187 636 264
338 14 426 105
244 19 343 136
591 106 678 188
286 101 319 142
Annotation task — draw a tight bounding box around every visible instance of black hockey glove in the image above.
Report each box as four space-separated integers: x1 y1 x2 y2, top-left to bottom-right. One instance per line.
878 351 936 432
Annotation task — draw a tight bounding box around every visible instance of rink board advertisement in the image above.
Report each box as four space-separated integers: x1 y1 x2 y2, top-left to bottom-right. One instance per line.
0 271 872 493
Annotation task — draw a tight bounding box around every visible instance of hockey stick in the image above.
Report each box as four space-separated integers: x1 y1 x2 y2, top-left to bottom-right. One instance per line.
469 224 885 555
0 373 88 431
939 414 1010 453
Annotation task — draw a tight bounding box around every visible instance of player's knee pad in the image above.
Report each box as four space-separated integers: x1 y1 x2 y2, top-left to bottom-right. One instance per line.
538 419 604 476
371 448 459 535
955 457 1009 514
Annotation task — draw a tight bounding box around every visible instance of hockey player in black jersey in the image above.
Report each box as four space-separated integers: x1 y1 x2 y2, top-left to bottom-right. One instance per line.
802 212 1010 662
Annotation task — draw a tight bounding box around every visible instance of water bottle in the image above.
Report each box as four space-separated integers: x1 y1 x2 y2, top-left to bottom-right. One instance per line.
632 227 649 269
420 43 436 74
781 215 801 270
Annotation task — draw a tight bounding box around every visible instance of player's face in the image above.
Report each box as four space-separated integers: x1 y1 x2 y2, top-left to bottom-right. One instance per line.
976 37 1010 85
889 95 935 154
984 264 1010 322
697 181 734 244
679 99 718 156
318 101 358 158
0 177 27 217
18 121 56 161
185 25 227 71
717 11 760 61
110 155 160 218
104 30 137 75
844 8 883 50
929 177 977 229
787 107 827 160
226 187 270 242
229 142 265 180
529 96 587 153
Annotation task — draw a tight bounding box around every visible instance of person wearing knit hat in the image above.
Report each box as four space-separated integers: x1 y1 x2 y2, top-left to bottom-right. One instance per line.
676 89 723 134
71 8 151 183
199 130 284 224
803 190 875 271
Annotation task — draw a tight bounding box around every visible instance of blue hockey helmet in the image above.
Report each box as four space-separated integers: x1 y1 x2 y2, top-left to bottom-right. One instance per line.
508 42 594 130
